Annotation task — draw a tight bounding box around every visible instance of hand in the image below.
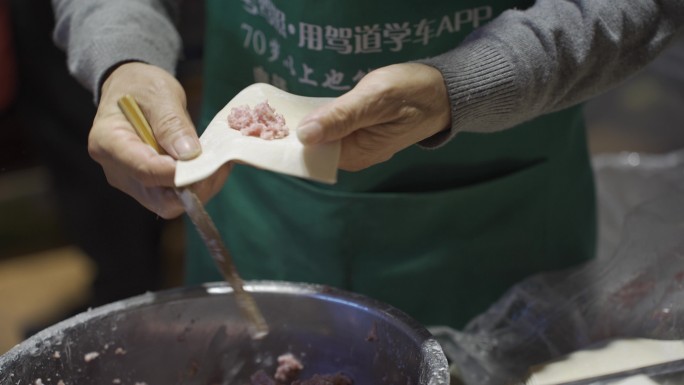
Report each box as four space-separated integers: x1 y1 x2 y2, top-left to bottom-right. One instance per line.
90 62 230 218
296 63 452 171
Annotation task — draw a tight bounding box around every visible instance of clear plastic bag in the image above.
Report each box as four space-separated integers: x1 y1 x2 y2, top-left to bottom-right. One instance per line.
431 150 684 385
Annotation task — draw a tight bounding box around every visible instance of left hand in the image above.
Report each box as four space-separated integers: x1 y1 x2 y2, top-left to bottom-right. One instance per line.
297 63 451 171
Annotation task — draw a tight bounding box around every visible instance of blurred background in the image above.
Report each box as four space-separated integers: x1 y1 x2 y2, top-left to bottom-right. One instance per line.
0 0 683 355
0 0 202 353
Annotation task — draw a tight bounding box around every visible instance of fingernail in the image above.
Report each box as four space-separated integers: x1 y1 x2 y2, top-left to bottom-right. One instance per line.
297 121 322 144
173 136 201 160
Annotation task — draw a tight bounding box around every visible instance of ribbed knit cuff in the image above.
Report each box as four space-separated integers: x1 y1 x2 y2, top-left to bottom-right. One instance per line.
75 32 179 103
60 2 182 104
417 41 518 148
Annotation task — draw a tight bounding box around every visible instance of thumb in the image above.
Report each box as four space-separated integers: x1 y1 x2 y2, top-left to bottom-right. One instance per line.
144 91 200 161
297 92 379 145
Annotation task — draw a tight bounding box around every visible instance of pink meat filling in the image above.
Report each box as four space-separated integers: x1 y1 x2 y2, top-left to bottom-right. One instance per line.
228 101 289 140
249 352 353 385
274 353 304 382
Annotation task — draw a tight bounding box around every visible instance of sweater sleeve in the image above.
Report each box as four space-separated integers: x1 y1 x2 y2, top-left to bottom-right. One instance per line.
51 0 182 103
419 0 684 147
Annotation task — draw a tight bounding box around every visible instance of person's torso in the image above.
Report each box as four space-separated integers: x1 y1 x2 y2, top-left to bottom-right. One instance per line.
185 0 596 328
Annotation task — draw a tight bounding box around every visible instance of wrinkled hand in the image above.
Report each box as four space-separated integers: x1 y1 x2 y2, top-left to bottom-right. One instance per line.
90 62 230 218
297 63 451 171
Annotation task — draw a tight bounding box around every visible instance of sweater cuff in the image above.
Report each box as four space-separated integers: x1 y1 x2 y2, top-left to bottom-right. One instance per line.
72 32 179 103
417 41 518 148
57 1 182 104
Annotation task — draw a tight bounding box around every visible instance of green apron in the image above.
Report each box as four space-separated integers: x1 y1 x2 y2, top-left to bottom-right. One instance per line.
185 0 596 328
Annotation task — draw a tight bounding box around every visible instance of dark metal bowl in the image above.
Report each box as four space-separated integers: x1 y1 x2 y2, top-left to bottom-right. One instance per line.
0 281 449 385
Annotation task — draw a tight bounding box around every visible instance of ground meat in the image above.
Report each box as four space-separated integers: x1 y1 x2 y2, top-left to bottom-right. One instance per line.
228 101 289 140
274 353 304 383
250 353 353 385
84 351 100 362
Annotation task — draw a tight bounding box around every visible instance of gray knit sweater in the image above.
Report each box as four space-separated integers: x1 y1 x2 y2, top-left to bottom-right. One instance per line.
51 0 684 143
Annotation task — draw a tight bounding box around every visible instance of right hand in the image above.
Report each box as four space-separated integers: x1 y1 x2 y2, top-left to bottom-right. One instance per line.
90 62 231 218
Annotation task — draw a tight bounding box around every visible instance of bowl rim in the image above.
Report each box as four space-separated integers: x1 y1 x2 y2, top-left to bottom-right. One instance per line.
0 280 449 385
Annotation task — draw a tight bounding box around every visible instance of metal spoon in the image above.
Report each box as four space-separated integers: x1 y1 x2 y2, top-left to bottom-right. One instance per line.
118 94 269 339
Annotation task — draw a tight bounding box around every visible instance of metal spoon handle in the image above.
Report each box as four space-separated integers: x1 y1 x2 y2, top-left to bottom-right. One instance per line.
118 94 268 339
176 188 268 338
